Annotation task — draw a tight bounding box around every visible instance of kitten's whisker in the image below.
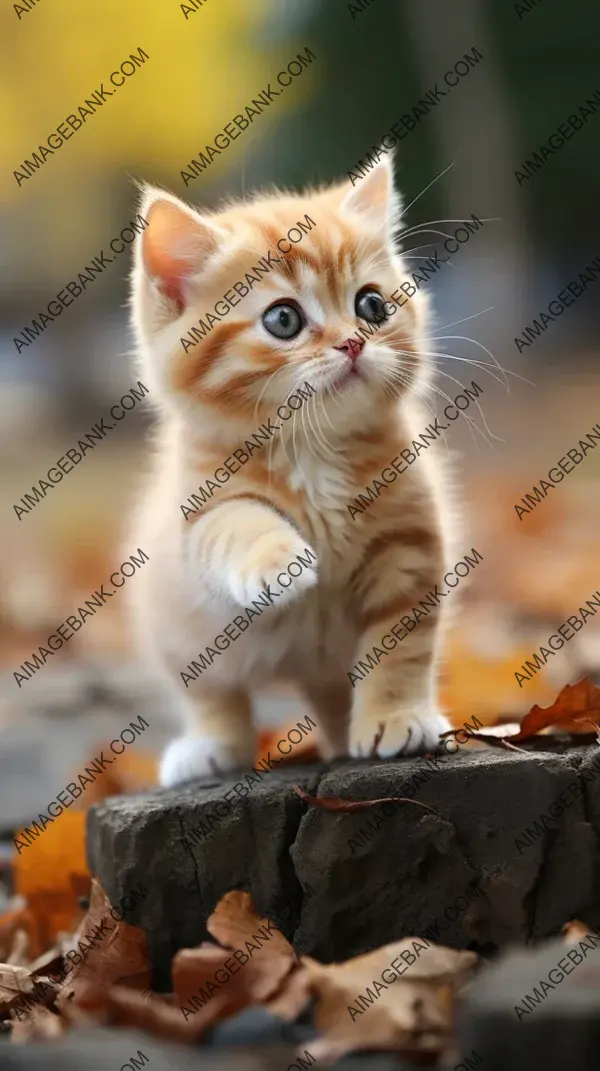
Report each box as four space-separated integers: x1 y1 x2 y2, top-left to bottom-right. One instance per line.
413 376 500 455
413 357 506 444
398 160 456 219
430 333 532 392
410 347 511 392
400 215 500 244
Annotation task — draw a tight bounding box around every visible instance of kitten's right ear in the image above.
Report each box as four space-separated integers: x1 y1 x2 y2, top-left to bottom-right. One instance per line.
137 189 228 314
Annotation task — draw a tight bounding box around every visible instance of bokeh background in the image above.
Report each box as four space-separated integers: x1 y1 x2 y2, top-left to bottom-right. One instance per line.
2 0 600 847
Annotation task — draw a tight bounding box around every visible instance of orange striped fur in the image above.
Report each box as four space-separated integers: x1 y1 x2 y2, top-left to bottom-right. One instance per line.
126 159 457 786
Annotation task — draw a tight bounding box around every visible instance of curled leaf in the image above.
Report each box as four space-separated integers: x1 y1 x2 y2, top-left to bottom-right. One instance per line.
293 785 439 817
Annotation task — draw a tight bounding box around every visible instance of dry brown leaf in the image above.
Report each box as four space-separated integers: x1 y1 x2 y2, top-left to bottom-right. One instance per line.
172 944 262 1027
301 938 477 1063
206 891 296 1002
28 945 64 978
10 1003 65 1043
293 785 439 817
0 966 42 1015
6 930 29 968
512 678 600 742
264 965 312 1022
57 878 150 1006
0 907 40 964
64 981 214 1043
447 679 600 748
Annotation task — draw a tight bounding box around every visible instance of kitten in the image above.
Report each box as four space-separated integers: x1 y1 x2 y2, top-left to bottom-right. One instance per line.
127 158 454 787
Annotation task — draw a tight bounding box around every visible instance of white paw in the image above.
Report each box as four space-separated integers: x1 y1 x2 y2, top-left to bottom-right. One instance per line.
159 735 241 787
227 538 318 609
349 706 451 759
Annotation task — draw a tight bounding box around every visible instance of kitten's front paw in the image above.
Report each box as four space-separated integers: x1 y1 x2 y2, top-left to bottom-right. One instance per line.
159 735 244 787
349 705 451 759
227 535 318 609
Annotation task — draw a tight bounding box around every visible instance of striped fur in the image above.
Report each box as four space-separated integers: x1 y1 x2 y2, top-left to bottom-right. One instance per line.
127 159 457 786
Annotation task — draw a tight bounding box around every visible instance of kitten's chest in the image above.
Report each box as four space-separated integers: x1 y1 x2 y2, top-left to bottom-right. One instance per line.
284 457 363 582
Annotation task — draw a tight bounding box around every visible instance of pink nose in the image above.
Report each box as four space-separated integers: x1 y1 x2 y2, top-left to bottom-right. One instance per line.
333 337 364 362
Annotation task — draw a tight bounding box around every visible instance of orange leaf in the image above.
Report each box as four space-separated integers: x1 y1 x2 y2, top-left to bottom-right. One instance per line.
256 727 318 767
512 678 600 742
12 811 89 952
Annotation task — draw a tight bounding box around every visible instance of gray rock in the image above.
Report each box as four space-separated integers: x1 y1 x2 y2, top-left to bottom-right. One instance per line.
0 1028 419 1070
0 1030 313 1070
457 934 600 1070
87 746 600 991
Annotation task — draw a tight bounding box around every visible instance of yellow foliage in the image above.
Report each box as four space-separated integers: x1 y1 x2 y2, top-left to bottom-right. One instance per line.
2 0 272 200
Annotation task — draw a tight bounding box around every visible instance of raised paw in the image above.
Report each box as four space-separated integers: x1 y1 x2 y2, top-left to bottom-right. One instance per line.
226 534 318 609
349 705 451 759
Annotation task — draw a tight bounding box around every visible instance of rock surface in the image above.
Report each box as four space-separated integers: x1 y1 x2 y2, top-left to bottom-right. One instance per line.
458 935 600 1071
0 1028 418 1070
87 744 600 991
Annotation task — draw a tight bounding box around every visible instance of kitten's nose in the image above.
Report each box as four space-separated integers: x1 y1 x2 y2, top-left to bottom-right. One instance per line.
333 337 364 362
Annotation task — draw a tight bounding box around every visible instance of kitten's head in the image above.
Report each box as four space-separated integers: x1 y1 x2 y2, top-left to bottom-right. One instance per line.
131 159 429 435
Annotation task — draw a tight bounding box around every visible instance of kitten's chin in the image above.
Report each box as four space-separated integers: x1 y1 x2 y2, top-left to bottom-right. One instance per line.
331 367 363 391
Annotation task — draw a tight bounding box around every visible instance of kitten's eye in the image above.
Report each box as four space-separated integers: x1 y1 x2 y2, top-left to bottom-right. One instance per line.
262 303 304 339
355 288 387 324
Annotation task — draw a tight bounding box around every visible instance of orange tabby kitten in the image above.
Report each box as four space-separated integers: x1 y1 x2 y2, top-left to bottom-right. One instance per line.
128 159 454 786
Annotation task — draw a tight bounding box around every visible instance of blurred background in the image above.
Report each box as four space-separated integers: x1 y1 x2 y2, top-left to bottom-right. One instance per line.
2 0 600 859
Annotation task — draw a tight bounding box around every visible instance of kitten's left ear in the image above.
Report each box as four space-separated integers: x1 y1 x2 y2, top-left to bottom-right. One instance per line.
340 156 401 240
135 186 229 313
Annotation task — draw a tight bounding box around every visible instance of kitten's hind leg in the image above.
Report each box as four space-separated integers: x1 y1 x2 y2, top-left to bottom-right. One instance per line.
160 687 254 787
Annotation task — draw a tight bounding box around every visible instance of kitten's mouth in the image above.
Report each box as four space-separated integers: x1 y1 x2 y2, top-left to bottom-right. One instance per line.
333 365 362 390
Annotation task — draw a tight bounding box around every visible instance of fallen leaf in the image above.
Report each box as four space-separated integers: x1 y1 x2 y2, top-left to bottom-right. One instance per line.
264 965 312 1022
439 727 525 750
206 891 296 1002
0 965 58 1018
12 811 89 952
293 785 439 817
447 679 600 748
6 931 29 968
10 1004 65 1042
0 907 37 964
65 980 228 1043
301 939 477 1062
172 944 268 1030
512 678 600 742
57 879 150 1006
256 726 319 767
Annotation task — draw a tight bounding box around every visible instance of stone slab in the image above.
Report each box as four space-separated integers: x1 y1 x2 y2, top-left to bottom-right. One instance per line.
87 745 600 991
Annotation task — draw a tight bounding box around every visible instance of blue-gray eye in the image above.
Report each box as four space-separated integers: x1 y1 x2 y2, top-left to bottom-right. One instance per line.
262 303 303 339
355 289 387 324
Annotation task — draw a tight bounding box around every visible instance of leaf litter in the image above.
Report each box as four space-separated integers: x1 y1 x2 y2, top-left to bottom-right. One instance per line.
0 879 483 1062
1 679 599 1057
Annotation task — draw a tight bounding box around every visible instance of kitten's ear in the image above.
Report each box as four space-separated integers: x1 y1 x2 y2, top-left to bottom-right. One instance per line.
340 157 401 240
136 188 228 312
